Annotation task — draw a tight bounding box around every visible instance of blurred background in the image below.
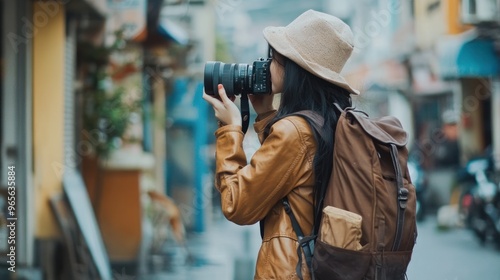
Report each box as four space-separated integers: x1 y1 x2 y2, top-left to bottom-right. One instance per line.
1 0 500 279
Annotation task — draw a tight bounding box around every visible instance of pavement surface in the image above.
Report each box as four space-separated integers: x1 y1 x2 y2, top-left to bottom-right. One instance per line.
407 216 500 280
141 216 262 280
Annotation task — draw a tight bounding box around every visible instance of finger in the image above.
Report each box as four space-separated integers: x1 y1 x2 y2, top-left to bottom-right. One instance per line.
218 84 232 104
203 92 222 108
202 92 214 104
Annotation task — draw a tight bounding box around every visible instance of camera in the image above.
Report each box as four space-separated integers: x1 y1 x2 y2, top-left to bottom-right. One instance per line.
204 58 272 97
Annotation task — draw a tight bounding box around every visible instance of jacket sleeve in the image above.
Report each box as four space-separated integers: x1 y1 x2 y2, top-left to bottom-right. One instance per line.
214 117 314 225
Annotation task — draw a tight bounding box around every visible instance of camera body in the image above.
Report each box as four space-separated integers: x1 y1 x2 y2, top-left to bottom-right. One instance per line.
204 58 271 97
252 58 271 94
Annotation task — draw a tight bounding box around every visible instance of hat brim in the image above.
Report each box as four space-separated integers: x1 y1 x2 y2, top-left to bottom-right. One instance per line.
263 26 360 95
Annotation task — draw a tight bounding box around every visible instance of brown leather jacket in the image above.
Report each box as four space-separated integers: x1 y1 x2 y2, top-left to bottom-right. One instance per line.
214 111 316 280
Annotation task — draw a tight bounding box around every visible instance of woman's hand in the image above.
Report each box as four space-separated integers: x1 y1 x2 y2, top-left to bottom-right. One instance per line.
249 94 275 115
203 84 242 126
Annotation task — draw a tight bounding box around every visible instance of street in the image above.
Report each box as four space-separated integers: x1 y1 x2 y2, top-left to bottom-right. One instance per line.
406 217 500 280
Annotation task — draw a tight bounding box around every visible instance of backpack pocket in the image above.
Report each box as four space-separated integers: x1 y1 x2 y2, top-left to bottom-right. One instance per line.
371 250 412 280
311 240 371 280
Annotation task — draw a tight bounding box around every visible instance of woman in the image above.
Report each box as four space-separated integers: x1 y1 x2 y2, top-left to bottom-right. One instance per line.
203 10 360 279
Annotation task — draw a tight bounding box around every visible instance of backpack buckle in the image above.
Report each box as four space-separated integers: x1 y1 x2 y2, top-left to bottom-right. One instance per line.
282 199 292 214
398 188 409 209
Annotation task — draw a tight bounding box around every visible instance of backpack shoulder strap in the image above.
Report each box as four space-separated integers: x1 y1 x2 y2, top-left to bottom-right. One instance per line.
278 110 321 274
289 110 326 142
390 144 409 251
282 197 314 279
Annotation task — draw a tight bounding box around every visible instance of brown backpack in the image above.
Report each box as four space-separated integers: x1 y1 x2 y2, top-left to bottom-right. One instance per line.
284 105 417 280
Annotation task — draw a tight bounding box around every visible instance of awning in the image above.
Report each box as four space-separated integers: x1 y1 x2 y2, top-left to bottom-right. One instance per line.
157 18 190 45
438 32 500 79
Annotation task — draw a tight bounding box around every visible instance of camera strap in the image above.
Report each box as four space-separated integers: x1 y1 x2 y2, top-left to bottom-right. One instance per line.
240 92 250 134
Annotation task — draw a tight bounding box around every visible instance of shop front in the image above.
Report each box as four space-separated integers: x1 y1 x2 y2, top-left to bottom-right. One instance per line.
437 31 500 163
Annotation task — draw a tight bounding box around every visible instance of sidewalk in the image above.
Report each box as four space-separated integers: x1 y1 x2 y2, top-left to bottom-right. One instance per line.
141 216 262 280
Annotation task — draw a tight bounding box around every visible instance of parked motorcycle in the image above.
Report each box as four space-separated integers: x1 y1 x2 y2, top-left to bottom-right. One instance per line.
458 155 500 248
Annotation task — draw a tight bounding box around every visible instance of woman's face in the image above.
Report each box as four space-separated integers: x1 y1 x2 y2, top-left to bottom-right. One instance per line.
270 49 285 94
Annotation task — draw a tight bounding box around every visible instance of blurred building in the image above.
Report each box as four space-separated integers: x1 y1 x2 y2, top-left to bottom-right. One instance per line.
1 1 109 278
413 0 500 207
412 0 498 164
1 0 216 278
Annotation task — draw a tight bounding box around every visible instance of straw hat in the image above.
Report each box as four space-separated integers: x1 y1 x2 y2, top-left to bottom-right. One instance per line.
263 9 360 95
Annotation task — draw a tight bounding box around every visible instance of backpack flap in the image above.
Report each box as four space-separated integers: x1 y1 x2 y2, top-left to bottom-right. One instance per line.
344 109 408 147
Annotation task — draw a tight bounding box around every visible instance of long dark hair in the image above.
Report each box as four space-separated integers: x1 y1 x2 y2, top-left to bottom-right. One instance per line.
266 48 352 234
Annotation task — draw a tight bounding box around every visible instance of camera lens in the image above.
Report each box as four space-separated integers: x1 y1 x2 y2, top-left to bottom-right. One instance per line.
220 63 235 95
204 61 253 96
203 61 219 96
